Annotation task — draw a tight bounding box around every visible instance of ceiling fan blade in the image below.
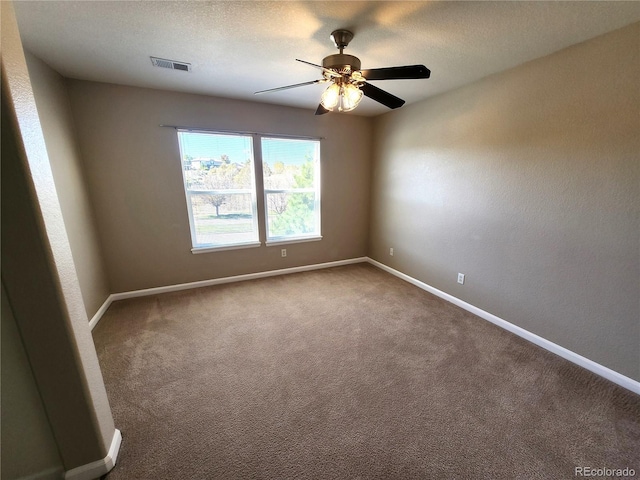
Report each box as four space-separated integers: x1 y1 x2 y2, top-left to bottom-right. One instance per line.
296 59 342 78
360 65 430 81
255 79 326 95
315 103 330 115
360 82 405 109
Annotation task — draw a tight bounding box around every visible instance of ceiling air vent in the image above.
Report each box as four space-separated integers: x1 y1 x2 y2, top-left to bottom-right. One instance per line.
150 56 191 72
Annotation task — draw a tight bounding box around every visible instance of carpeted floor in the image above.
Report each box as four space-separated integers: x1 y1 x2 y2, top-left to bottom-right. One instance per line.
93 263 640 479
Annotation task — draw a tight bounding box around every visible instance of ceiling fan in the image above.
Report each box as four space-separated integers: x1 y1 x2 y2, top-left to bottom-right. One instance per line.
255 29 430 115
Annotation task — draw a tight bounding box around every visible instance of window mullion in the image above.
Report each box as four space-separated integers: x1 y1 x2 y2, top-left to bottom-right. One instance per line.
252 134 267 244
263 188 315 194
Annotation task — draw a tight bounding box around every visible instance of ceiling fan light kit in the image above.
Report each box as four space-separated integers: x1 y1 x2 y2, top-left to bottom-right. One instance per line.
255 29 430 115
320 81 363 112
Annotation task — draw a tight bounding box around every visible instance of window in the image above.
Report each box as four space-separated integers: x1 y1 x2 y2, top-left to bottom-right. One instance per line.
176 130 321 251
177 131 259 251
262 137 321 243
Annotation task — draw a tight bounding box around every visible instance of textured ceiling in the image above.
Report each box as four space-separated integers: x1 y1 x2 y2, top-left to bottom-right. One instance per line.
13 1 640 116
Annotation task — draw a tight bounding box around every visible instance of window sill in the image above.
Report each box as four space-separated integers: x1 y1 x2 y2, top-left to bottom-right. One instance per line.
265 236 323 247
191 241 261 254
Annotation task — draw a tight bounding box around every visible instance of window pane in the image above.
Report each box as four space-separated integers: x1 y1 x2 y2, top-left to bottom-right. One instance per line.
190 193 257 246
178 131 258 248
262 137 321 242
266 192 318 238
262 138 318 190
181 133 254 191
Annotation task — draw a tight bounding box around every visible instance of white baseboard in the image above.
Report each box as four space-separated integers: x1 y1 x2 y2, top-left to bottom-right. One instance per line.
367 258 640 396
64 428 121 480
88 295 115 330
90 257 368 330
110 257 368 301
88 256 638 395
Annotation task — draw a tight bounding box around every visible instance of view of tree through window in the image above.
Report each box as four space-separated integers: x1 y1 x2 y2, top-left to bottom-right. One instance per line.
177 131 258 248
262 137 321 241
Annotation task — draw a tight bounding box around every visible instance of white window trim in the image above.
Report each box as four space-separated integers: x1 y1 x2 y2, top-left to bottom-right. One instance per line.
265 236 323 247
191 241 262 254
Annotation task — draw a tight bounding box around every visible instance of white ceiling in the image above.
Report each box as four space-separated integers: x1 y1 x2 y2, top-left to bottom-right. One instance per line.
13 1 640 117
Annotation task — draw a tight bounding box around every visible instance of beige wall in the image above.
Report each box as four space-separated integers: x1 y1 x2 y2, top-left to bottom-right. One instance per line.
66 81 372 292
1 283 63 480
2 0 117 473
370 23 640 380
25 52 110 319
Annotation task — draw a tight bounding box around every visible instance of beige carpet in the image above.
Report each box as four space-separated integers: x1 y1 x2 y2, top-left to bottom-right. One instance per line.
93 263 639 479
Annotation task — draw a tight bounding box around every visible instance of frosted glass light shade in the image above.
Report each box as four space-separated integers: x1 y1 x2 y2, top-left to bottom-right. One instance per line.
340 83 363 112
320 82 363 112
320 83 341 110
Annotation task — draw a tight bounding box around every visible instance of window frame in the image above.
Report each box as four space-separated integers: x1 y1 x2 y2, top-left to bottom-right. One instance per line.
261 136 322 245
176 129 323 252
177 130 260 252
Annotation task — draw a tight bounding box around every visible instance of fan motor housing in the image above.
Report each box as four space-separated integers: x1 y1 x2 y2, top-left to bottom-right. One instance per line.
322 54 361 73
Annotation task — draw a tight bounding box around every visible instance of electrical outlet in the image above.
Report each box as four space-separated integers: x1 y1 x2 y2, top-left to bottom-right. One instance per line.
281 249 287 257
457 273 465 285
390 247 394 256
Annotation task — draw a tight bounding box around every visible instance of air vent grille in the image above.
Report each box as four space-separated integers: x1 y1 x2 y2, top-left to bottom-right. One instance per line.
150 56 191 72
